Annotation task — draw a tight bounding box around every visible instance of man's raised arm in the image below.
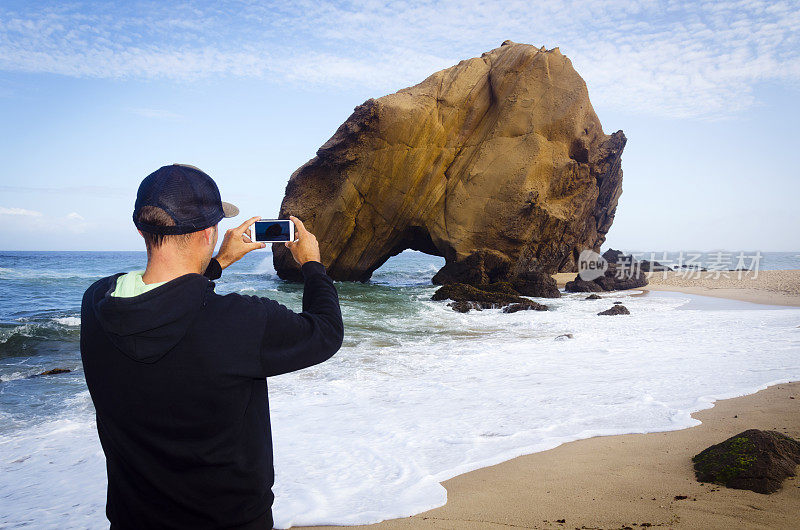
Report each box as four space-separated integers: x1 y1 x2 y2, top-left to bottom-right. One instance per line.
257 216 342 376
257 258 343 377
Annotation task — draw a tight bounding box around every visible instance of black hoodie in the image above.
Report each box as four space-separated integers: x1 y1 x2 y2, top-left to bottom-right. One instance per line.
80 259 343 529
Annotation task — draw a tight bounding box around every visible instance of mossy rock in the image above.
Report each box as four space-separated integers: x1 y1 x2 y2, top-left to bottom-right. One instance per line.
692 429 800 494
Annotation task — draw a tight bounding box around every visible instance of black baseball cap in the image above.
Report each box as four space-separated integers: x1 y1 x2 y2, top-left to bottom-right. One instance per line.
133 164 239 235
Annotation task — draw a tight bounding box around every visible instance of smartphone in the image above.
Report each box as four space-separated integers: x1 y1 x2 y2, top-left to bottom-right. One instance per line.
253 219 294 244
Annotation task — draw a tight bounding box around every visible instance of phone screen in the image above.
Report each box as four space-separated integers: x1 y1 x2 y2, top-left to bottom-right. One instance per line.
254 220 292 242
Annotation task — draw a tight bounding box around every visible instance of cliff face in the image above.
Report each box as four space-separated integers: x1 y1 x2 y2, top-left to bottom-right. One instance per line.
273 40 626 283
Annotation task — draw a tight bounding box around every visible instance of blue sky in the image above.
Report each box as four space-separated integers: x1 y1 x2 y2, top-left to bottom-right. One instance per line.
0 0 798 252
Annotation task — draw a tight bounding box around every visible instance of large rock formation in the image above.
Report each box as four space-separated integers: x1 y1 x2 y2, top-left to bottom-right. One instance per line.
274 40 626 283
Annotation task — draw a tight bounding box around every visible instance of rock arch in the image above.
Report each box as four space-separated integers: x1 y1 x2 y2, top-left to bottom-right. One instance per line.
272 40 626 284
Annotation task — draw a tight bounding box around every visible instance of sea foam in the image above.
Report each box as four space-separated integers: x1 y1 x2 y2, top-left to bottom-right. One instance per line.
1 288 799 528
53 316 81 327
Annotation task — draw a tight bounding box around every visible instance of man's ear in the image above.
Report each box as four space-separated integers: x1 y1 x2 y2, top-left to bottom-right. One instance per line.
203 226 215 245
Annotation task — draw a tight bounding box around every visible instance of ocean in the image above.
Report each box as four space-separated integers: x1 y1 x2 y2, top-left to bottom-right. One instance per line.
1 250 799 528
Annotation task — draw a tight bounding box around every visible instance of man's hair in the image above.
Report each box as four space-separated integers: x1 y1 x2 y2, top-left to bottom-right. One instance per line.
136 206 195 250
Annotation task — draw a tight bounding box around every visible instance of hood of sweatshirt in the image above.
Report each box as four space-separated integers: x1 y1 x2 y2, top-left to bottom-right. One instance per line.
90 272 212 363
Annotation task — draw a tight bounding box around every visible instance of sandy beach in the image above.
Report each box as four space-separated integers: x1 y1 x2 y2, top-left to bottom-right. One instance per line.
296 274 800 530
554 269 800 306
299 381 799 529
554 269 800 307
643 270 800 307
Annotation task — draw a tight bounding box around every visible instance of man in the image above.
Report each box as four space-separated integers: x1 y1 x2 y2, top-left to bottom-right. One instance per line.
80 163 343 529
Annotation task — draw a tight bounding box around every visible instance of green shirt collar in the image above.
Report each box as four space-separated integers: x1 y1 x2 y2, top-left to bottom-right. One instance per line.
111 270 168 298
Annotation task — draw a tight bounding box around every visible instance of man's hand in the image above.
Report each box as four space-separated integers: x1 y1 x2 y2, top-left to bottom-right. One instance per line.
284 215 321 266
215 216 265 270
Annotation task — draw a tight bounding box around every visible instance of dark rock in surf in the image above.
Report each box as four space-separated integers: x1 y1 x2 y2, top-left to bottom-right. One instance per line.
598 305 630 316
448 300 484 313
602 249 625 264
502 300 549 313
509 270 561 298
432 281 549 313
641 259 672 272
566 279 604 293
565 249 647 292
676 264 708 271
31 368 72 377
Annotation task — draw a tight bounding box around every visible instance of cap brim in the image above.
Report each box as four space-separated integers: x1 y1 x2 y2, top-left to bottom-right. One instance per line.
222 201 239 218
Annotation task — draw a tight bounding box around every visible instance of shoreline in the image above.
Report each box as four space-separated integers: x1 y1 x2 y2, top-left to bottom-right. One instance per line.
295 282 800 530
637 284 800 307
553 269 800 307
297 379 800 529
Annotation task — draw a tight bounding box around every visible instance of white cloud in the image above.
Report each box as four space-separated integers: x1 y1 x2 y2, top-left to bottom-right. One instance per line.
0 207 43 217
61 212 89 234
0 207 89 234
0 0 798 119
